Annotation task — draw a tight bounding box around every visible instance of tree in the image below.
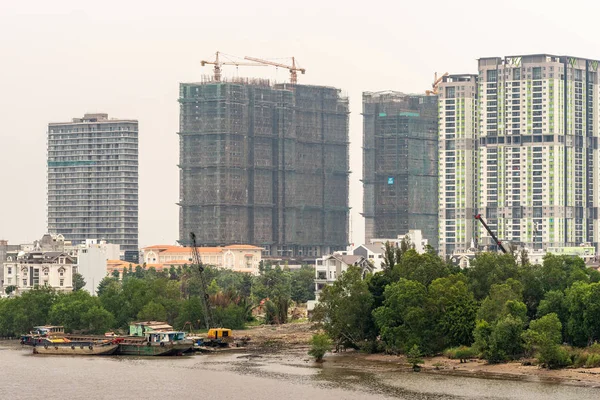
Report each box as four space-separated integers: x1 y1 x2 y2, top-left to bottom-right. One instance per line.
428 275 477 348
290 265 316 303
73 273 86 291
382 241 402 272
313 266 377 351
406 344 424 371
82 306 115 334
373 279 431 354
137 301 167 322
49 291 103 332
476 279 524 324
466 253 519 300
392 250 449 287
522 313 568 368
308 333 332 362
474 314 524 363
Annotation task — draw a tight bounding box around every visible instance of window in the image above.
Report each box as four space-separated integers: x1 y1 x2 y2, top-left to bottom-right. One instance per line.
60 279 64 287
23 279 27 286
513 68 521 80
532 67 542 80
7 267 11 275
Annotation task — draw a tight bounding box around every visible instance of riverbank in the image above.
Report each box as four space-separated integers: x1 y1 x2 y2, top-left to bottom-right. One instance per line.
234 322 600 388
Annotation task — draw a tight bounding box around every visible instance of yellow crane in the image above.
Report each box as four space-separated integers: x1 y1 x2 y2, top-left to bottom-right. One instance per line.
426 72 449 95
200 51 266 82
244 56 306 84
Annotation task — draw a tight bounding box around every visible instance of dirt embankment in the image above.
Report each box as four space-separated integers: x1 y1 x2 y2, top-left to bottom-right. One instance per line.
233 322 314 352
234 322 600 387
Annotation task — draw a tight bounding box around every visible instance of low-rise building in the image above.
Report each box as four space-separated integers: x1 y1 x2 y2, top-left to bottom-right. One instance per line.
352 243 385 271
3 251 74 295
142 244 263 274
314 253 372 297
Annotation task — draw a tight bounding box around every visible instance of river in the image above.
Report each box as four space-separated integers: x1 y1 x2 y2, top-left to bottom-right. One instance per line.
1 344 599 399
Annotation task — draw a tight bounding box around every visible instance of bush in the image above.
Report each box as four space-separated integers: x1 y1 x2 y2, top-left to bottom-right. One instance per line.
585 353 600 368
444 346 478 362
308 333 332 362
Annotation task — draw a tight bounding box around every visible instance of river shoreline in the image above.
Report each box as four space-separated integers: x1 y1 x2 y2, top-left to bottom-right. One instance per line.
233 323 600 389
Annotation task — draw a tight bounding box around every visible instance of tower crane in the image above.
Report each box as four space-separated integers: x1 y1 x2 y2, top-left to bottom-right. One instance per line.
189 232 214 329
426 72 449 96
244 56 306 84
200 51 266 82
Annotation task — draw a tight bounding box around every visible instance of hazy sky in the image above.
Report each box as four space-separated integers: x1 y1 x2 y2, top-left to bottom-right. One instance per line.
1 0 598 247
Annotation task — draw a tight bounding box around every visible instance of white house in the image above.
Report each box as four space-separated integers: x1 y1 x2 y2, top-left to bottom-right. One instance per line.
3 251 74 295
352 243 385 271
314 253 372 297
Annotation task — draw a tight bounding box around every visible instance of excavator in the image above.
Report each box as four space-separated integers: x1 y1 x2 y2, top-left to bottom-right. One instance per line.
189 232 234 348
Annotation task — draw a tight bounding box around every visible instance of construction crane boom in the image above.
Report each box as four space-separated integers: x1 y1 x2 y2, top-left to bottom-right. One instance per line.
474 214 508 254
201 51 266 82
244 56 306 84
189 232 214 329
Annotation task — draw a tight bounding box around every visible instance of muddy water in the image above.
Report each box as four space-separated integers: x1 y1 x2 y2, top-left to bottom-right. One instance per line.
1 344 599 399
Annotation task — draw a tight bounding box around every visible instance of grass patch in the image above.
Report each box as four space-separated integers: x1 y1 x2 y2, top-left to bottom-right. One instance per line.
443 346 478 362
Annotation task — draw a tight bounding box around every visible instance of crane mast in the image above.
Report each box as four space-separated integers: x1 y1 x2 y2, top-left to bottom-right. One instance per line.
474 214 508 254
189 232 214 329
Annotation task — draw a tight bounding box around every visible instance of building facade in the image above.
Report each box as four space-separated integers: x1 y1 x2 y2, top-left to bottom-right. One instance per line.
3 251 74 295
77 240 120 295
178 79 349 258
47 113 138 252
314 253 371 297
437 75 479 257
362 92 438 249
477 55 599 250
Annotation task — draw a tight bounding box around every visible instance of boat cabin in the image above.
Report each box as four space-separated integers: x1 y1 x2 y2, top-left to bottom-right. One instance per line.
145 331 186 344
129 321 173 337
33 326 64 336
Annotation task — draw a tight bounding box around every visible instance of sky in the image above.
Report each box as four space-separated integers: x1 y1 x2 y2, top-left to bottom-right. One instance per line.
1 0 598 247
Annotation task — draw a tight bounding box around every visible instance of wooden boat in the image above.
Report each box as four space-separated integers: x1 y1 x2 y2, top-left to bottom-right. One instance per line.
115 331 193 356
33 339 118 356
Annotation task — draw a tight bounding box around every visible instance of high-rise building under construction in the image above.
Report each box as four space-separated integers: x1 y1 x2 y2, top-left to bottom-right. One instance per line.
362 92 439 249
178 78 350 257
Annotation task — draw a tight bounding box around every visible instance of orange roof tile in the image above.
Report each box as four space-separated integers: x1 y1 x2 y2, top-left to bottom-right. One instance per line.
224 244 263 250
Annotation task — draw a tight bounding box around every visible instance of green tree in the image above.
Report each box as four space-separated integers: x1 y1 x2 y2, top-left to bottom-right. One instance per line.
313 266 376 351
73 273 86 291
428 275 477 348
466 252 519 300
522 313 568 368
407 344 424 371
49 291 104 332
474 314 524 363
392 249 449 287
82 306 115 334
308 333 332 362
373 279 431 354
290 265 316 303
137 301 167 322
476 279 524 324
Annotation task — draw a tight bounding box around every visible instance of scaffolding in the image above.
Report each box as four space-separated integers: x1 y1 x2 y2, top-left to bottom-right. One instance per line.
362 92 439 249
178 79 349 257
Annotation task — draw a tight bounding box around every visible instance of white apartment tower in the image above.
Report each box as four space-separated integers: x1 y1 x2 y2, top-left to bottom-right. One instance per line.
438 75 479 257
477 55 598 250
47 113 139 252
